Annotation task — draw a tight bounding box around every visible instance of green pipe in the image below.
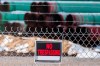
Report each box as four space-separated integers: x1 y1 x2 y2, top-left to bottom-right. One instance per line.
0 12 25 24
4 2 32 11
93 15 100 25
57 2 100 13
55 1 100 13
58 13 100 25
14 2 31 11
0 12 26 31
3 1 100 13
70 13 95 24
0 12 7 24
0 12 100 27
0 13 7 31
75 13 100 25
6 13 25 21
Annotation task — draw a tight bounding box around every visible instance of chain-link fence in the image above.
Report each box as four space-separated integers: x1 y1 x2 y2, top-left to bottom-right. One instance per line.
0 26 99 66
0 26 99 57
0 0 100 66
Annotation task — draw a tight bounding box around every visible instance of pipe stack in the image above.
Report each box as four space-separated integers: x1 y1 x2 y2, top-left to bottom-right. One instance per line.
0 1 100 47
1 1 100 13
0 12 26 32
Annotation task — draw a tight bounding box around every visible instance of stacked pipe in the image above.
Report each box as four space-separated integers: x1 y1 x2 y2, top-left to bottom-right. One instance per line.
1 12 25 20
1 1 100 13
0 1 100 47
58 13 100 25
43 1 100 13
24 12 100 38
1 1 32 11
1 12 100 40
24 13 64 38
0 12 100 28
24 13 39 36
60 13 100 47
0 12 25 24
1 12 100 26
0 1 56 13
0 12 26 32
56 12 100 47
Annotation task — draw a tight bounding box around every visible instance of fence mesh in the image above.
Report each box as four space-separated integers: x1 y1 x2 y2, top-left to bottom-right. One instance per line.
0 27 99 58
0 0 100 66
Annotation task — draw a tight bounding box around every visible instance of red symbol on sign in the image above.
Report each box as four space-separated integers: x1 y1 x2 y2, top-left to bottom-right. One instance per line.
46 43 53 49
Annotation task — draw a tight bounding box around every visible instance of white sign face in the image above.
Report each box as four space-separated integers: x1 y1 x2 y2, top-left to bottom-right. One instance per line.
35 40 62 63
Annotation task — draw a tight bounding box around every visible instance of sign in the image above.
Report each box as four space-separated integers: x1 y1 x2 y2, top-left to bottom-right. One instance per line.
35 40 62 63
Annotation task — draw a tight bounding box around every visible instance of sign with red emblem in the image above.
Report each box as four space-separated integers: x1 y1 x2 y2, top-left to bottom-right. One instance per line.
35 40 62 63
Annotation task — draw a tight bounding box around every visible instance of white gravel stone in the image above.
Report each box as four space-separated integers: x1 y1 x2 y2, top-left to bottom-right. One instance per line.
0 47 4 52
21 49 29 53
3 47 10 51
93 46 100 52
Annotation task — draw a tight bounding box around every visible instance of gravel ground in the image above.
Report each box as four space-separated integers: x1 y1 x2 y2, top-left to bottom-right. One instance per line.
0 57 100 66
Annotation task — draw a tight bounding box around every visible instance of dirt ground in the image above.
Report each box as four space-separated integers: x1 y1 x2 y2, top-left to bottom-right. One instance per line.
0 57 100 66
